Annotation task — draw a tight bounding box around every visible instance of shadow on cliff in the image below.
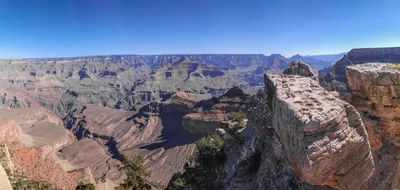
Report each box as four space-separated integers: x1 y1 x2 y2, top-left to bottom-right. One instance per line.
138 111 205 151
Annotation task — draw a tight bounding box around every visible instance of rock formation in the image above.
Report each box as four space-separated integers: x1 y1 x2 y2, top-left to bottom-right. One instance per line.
347 63 400 106
283 60 319 82
223 73 374 190
0 108 103 189
322 47 400 92
0 52 394 189
182 87 250 134
264 73 373 189
345 63 400 189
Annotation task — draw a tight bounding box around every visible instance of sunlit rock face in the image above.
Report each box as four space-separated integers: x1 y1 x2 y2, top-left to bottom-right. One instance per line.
322 47 400 92
224 72 374 190
345 63 400 189
263 73 374 189
347 63 400 106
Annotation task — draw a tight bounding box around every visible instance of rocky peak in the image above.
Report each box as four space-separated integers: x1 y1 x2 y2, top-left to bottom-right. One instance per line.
289 54 303 60
283 60 319 82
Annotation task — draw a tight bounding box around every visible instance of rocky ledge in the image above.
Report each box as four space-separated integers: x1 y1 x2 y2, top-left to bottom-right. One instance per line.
345 63 400 189
264 73 374 189
322 47 400 92
347 63 400 106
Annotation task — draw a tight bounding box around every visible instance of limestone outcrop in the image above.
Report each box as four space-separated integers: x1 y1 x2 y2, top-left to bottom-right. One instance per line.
345 63 400 189
322 47 400 92
347 63 400 106
283 60 319 82
222 73 374 190
264 73 374 189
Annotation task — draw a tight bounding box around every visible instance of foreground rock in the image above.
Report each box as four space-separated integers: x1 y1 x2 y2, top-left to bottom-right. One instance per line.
222 73 374 190
264 73 374 189
346 63 400 189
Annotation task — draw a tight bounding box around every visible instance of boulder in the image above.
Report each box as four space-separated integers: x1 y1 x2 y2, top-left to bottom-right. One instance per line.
263 73 374 189
283 61 319 82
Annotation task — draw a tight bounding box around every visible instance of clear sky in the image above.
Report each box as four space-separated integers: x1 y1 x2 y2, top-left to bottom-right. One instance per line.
0 0 399 58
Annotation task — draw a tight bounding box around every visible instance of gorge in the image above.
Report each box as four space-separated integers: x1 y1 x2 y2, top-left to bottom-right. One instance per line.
0 48 399 189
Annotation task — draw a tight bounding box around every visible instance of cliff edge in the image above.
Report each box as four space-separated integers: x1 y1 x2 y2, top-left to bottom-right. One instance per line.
263 73 374 189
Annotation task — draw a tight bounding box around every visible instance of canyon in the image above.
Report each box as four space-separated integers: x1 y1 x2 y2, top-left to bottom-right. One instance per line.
0 49 399 190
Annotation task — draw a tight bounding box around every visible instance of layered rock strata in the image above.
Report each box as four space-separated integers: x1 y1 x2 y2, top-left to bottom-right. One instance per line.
322 47 400 92
263 73 374 189
345 63 400 189
347 63 400 106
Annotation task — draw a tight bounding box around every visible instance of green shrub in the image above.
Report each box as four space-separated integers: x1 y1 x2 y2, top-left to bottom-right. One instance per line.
195 135 225 168
167 135 226 189
171 177 186 189
233 110 247 124
76 182 95 190
117 156 151 190
12 179 55 190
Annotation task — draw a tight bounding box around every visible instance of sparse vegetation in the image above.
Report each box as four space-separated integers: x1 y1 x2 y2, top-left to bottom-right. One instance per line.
12 179 56 190
117 156 151 190
169 176 186 190
11 170 57 190
167 135 226 190
76 182 95 190
233 110 247 125
195 135 226 169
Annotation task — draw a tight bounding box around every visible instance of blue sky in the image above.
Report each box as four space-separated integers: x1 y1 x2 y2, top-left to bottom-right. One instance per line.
0 0 399 58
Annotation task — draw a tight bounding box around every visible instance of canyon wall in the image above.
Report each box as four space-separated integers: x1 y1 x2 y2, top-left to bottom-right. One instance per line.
322 47 400 92
346 63 400 189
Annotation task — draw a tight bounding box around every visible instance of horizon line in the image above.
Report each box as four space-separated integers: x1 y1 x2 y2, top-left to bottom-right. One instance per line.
0 52 349 60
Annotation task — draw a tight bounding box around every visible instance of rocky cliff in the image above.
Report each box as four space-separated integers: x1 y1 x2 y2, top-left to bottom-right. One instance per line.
223 72 375 190
322 47 400 92
0 54 289 188
0 108 99 189
345 63 400 189
347 63 400 106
